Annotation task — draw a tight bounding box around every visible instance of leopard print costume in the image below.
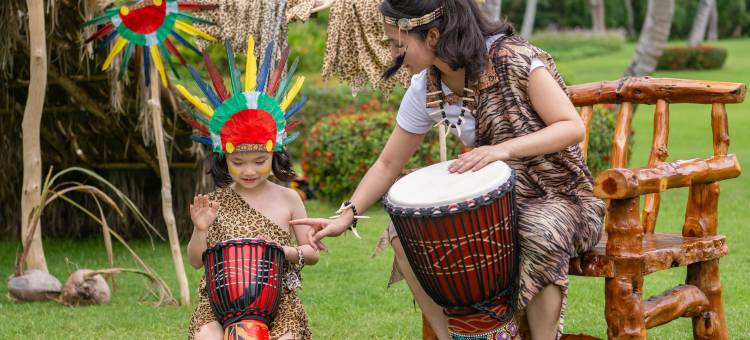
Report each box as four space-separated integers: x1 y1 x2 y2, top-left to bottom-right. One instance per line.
188 187 311 340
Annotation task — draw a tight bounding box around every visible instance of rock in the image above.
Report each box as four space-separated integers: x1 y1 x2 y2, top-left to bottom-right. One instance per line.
7 269 62 301
61 269 111 305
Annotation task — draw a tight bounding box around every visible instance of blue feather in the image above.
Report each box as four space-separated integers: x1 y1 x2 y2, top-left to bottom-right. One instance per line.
94 31 118 54
284 96 307 120
143 47 151 87
170 30 202 55
187 65 221 108
191 135 212 145
256 43 274 92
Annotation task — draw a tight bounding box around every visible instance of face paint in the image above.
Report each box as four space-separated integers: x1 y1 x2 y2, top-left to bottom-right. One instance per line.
227 163 240 177
258 162 273 178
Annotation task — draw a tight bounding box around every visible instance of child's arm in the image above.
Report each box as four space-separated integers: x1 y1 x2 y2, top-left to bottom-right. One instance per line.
283 189 320 266
187 194 220 269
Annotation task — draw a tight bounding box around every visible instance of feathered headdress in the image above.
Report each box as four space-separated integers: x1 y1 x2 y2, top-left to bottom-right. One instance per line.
82 0 218 87
177 34 306 155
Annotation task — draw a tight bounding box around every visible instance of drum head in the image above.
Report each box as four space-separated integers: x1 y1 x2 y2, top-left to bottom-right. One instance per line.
387 159 511 209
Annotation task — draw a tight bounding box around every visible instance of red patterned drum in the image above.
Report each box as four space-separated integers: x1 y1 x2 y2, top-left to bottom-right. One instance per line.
203 238 285 340
384 160 520 339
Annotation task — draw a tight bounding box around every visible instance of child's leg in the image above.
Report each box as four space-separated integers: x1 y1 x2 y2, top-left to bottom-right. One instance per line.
391 237 451 340
194 321 223 340
526 284 563 340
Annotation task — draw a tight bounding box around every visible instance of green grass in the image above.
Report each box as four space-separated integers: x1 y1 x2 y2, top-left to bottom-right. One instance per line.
2 39 749 339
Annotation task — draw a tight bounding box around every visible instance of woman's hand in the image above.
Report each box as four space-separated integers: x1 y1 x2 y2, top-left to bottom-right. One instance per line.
448 144 512 173
190 194 220 232
289 211 354 251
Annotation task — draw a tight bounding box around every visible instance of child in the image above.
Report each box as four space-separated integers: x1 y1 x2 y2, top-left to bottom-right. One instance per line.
181 35 318 340
291 0 604 339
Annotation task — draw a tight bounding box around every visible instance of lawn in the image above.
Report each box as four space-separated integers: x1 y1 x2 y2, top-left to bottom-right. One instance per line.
1 39 749 339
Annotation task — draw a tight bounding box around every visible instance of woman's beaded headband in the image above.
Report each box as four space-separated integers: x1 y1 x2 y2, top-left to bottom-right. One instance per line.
383 6 444 31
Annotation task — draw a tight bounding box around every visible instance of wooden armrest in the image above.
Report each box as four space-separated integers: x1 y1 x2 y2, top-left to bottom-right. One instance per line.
568 77 746 106
594 155 741 199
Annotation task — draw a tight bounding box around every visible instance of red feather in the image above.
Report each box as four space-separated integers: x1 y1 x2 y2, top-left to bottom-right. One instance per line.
184 117 209 135
267 47 289 97
164 37 187 65
178 3 219 11
285 119 302 132
202 50 229 101
85 22 114 43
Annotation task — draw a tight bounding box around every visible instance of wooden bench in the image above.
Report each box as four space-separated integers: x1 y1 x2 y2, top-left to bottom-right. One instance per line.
422 77 746 339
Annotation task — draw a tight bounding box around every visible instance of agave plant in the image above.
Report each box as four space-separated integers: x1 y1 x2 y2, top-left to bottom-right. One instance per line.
14 166 175 305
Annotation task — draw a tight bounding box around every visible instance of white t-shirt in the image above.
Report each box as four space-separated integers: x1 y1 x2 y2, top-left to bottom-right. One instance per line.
396 34 545 146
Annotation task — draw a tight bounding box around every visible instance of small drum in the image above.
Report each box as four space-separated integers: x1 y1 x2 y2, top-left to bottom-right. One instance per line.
384 160 520 339
203 238 285 340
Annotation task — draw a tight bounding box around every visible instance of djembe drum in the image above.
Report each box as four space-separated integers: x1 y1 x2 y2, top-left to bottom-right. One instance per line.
203 238 285 340
384 160 520 339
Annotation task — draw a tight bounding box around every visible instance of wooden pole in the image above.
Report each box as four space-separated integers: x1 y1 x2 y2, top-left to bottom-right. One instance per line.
20 0 48 273
149 66 190 305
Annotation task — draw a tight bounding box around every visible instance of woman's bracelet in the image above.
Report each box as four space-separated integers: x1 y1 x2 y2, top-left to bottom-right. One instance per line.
328 200 370 239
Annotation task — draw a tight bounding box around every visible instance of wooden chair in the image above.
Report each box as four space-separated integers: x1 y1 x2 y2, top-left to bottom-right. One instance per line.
421 77 746 339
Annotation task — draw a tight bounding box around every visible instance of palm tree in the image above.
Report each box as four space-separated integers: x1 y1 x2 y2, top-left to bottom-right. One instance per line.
689 0 715 46
624 0 675 77
482 0 502 21
590 0 606 33
520 0 538 38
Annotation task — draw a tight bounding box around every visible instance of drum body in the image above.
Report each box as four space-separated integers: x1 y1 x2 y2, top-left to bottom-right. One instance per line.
202 238 285 337
384 160 520 339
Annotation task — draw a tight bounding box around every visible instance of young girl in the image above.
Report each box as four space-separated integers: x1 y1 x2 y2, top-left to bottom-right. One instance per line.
181 36 318 340
291 1 604 339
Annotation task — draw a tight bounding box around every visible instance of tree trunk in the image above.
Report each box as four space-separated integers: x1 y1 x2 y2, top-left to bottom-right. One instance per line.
624 0 636 38
481 0 502 21
590 0 606 33
624 0 675 77
148 67 190 305
520 0 537 38
707 0 719 41
688 0 714 47
21 0 48 273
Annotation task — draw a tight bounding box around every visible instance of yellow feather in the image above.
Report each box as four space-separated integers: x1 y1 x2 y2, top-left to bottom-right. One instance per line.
244 35 256 92
102 38 128 70
280 76 305 111
149 45 168 87
175 84 214 118
174 20 217 41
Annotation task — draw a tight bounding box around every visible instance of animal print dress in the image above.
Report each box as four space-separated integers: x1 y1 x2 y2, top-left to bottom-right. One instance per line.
188 187 311 339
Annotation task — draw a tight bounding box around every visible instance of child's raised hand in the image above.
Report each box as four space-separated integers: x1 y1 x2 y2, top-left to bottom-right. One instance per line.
190 194 220 231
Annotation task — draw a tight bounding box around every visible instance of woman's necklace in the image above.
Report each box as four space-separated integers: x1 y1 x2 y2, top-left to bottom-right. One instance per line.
426 69 475 139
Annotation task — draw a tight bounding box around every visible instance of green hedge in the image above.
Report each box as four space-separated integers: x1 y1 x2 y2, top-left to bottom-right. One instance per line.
657 45 728 71
303 110 463 202
586 105 634 176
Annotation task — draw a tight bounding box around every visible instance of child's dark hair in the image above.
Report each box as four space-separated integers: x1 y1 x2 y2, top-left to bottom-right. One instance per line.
379 0 514 81
208 149 297 187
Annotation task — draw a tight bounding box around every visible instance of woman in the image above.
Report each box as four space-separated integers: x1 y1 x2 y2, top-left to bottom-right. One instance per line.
291 1 604 339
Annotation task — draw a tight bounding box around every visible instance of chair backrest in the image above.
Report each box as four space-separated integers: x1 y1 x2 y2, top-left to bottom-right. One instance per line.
567 77 745 242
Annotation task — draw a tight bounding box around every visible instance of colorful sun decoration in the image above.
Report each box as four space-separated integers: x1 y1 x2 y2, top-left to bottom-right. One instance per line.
178 34 307 155
83 0 218 87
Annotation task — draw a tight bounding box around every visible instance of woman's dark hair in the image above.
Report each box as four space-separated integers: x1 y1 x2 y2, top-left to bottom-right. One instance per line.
379 0 514 81
208 148 297 187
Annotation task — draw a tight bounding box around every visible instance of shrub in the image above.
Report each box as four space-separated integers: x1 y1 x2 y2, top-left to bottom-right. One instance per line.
586 104 635 176
657 45 728 71
303 110 463 202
